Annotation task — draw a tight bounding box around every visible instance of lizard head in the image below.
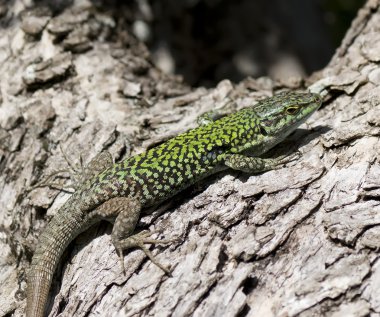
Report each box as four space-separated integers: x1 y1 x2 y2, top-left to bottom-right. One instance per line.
254 91 322 138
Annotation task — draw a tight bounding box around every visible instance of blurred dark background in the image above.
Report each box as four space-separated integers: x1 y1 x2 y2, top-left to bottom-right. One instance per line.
130 0 365 87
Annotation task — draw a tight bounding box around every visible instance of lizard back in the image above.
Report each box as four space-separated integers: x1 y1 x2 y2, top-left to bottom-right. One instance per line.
92 107 262 206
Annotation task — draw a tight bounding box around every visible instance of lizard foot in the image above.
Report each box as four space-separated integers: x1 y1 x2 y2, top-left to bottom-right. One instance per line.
272 151 301 169
113 230 175 275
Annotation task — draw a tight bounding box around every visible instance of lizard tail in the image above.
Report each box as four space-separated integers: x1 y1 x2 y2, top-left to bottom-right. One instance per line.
26 205 97 317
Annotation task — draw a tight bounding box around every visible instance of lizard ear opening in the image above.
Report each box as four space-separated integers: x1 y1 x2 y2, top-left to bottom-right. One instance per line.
259 125 268 136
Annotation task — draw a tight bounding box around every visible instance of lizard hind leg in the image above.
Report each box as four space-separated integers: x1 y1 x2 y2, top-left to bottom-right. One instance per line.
28 150 113 193
94 197 172 275
78 151 113 185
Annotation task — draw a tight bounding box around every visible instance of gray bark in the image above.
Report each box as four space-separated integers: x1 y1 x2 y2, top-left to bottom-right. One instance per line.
1 0 380 316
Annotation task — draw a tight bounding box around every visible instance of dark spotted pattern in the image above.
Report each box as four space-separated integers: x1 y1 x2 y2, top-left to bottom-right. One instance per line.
92 91 322 207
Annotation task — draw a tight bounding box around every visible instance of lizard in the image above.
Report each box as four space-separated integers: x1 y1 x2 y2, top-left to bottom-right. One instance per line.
26 91 322 317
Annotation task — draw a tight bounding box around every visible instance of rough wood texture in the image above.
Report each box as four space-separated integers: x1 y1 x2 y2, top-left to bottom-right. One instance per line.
1 0 380 316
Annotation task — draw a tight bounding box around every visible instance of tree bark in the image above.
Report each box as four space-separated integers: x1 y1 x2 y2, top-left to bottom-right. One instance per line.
1 0 380 316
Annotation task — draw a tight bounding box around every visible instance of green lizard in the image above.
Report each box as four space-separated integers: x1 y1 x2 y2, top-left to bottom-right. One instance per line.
26 91 322 317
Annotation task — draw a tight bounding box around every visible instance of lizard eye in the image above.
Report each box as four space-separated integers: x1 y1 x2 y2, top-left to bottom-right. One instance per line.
285 106 300 115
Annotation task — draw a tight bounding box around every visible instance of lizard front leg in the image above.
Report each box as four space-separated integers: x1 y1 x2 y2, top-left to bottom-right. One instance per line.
224 153 299 173
94 196 172 274
197 99 236 126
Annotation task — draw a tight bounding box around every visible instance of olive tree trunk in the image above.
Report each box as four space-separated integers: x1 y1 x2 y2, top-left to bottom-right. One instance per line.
1 0 380 316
